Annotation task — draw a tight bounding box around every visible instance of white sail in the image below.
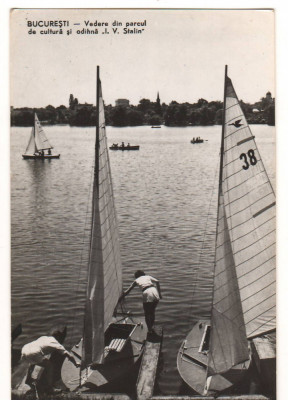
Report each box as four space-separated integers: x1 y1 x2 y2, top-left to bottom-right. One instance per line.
24 128 36 155
208 191 250 375
82 72 122 366
34 114 53 151
208 73 276 374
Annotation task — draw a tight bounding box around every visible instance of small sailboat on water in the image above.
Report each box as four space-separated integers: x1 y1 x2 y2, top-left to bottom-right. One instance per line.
177 66 276 395
61 67 147 391
22 113 60 159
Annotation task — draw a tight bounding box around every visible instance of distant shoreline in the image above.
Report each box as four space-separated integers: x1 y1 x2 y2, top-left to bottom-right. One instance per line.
11 122 274 128
10 91 275 127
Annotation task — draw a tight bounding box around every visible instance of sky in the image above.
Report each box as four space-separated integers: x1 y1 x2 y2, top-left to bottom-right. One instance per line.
10 9 275 108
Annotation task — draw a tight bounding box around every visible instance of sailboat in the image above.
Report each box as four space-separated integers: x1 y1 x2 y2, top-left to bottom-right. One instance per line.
61 67 147 391
22 113 60 159
177 66 276 395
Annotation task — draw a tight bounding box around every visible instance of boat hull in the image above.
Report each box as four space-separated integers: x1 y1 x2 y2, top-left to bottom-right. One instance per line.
109 146 139 151
61 316 147 391
22 154 60 159
190 140 204 144
177 320 250 395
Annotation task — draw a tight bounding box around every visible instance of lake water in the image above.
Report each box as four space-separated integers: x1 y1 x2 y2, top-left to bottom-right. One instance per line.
11 124 275 395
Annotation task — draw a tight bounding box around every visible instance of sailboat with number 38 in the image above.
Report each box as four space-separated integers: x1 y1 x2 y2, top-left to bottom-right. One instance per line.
177 66 276 395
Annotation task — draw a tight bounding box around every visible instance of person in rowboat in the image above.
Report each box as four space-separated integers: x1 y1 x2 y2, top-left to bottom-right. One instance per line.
120 270 162 333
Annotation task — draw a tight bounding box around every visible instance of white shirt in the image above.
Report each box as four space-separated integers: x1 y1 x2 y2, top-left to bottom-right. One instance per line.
135 275 160 303
21 336 67 364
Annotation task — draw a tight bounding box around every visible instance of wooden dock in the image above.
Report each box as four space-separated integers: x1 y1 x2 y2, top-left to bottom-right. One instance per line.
11 323 274 400
136 326 163 400
151 396 271 400
64 395 131 400
251 333 276 395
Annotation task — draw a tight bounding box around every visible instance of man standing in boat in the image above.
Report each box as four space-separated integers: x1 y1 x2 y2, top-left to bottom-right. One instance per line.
120 270 162 334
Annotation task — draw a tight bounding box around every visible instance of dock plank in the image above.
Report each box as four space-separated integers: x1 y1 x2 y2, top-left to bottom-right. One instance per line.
151 396 271 400
251 334 276 395
65 395 132 400
136 326 163 400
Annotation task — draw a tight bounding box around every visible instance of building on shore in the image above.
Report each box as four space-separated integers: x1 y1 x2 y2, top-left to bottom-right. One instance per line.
69 94 93 111
115 99 130 107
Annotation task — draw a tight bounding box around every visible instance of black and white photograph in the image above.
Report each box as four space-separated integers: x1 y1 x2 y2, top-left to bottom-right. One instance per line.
9 8 278 400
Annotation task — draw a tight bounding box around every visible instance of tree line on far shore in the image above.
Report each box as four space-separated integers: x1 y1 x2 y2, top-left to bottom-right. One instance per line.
11 94 275 127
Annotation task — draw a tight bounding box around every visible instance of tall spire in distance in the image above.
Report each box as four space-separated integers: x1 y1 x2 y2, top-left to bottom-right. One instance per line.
157 92 160 104
156 91 162 115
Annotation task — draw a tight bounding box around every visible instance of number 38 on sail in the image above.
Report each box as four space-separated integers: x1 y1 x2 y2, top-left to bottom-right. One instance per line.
177 66 276 396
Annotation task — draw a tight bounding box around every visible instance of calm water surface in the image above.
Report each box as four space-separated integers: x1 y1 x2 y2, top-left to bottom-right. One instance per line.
11 124 275 395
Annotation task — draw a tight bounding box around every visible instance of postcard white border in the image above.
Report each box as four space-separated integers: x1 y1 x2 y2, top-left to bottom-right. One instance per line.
2 2 287 399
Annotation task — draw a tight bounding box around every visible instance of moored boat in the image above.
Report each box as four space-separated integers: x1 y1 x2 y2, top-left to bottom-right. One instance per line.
177 66 276 396
61 67 147 391
22 114 60 159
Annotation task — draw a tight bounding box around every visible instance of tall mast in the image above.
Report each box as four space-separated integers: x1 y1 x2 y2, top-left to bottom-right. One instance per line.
210 64 228 345
218 65 228 195
205 65 229 386
211 65 228 302
80 67 101 375
210 65 228 343
34 113 37 154
96 66 100 189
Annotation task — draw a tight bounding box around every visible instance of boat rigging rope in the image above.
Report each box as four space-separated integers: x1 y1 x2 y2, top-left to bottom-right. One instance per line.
134 144 166 272
102 132 124 302
111 142 163 318
103 131 129 316
71 161 95 341
188 156 220 325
